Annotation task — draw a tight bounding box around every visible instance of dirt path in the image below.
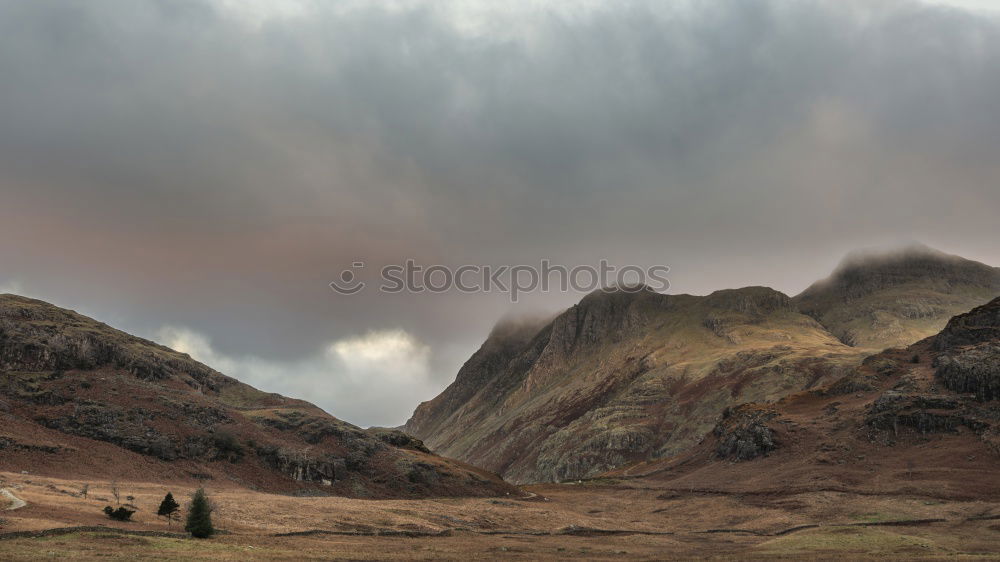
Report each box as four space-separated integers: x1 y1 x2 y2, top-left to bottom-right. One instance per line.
1 489 26 511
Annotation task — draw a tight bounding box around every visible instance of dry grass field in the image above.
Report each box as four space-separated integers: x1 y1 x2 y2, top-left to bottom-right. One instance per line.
2 471 1000 560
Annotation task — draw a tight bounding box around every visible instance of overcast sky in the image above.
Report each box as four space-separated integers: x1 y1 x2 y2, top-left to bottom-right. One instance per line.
1 0 999 427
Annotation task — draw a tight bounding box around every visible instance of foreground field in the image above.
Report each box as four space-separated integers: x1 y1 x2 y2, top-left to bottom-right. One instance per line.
2 472 1000 559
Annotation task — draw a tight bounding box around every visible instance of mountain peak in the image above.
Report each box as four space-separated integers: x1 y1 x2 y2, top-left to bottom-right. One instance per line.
800 244 998 301
829 243 979 279
794 246 999 349
704 286 792 315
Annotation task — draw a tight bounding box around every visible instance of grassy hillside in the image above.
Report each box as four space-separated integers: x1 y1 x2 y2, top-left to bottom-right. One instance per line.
0 294 516 498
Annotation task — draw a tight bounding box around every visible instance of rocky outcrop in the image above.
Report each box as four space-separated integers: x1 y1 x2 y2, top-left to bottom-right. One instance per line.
36 402 181 460
366 427 431 453
542 287 663 357
865 390 987 434
713 405 779 461
934 298 1000 351
703 286 794 316
935 342 1000 401
931 298 1000 401
253 445 343 484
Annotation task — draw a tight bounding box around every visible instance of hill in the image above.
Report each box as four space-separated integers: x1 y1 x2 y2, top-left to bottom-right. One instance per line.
617 296 1000 499
0 294 516 498
794 245 1000 350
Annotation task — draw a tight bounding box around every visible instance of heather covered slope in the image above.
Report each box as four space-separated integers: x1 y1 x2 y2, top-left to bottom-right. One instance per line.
794 245 1000 350
619 297 1000 500
0 294 516 498
406 286 865 484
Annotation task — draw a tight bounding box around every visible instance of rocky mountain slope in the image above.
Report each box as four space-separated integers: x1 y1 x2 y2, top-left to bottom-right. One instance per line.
794 245 1000 350
405 247 999 484
620 297 1000 499
0 294 516 498
406 286 865 484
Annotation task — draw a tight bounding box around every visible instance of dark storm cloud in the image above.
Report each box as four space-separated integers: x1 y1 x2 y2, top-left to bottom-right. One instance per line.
1 0 998 425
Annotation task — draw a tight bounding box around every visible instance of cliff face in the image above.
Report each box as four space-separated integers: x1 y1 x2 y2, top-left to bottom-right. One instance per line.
0 294 516 498
794 245 1000 350
933 299 1000 401
406 286 863 484
405 315 552 441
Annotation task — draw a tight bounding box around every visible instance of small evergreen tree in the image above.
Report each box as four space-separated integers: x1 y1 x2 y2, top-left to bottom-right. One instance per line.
157 492 181 526
184 488 214 538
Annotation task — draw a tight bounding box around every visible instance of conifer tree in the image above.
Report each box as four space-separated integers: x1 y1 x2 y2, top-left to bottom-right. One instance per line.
184 488 215 538
157 492 181 526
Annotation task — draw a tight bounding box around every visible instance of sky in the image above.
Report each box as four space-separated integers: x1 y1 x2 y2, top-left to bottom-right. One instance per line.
1 0 999 427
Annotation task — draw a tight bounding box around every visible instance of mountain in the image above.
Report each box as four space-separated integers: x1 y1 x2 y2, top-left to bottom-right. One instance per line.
794 245 1000 350
405 246 999 484
0 294 516 498
619 297 1000 499
406 286 865 484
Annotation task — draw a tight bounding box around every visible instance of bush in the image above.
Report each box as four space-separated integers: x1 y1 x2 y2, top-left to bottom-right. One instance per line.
103 506 135 521
185 488 214 538
212 431 244 463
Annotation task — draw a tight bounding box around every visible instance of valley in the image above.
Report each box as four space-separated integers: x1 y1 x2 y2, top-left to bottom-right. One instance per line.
2 471 1000 559
2 246 999 559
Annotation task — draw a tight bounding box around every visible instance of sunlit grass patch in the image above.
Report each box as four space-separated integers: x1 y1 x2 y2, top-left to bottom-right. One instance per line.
0 532 278 561
755 527 940 557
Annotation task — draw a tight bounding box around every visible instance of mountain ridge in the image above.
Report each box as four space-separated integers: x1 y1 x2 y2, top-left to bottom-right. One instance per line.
405 246 999 484
406 285 863 483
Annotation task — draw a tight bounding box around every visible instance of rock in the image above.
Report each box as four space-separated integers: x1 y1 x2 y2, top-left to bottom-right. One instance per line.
866 390 985 435
713 405 779 461
934 298 1000 351
934 342 1000 401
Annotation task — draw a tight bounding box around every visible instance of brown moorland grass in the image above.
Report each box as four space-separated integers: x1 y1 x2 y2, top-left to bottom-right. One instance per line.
1 472 1000 560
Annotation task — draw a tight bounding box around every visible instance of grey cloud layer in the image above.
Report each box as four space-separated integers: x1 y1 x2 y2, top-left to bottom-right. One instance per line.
1 0 998 425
